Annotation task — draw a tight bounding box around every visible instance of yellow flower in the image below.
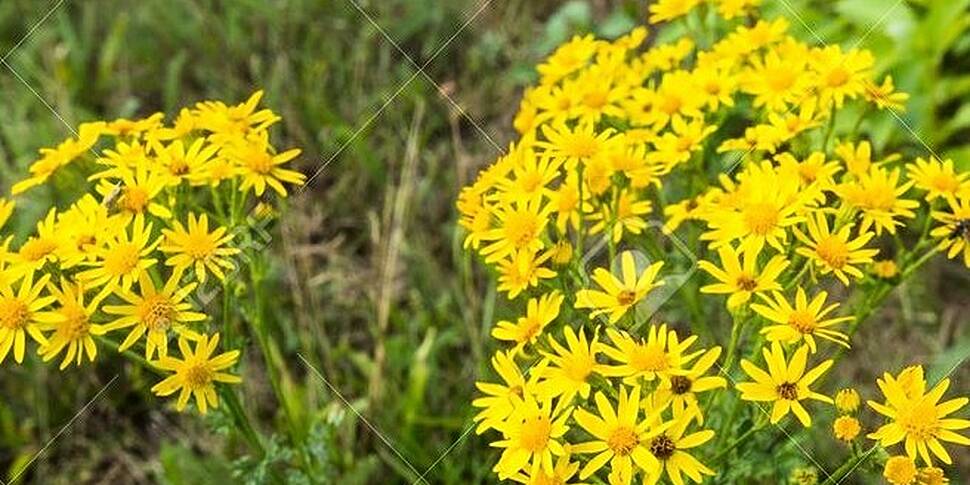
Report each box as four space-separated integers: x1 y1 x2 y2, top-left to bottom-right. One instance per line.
103 271 206 359
151 138 220 186
794 211 878 285
742 48 812 111
9 209 63 275
479 199 551 264
496 249 556 299
55 194 122 269
492 291 564 350
884 455 917 485
601 323 700 383
194 90 280 144
647 116 716 171
638 413 715 485
737 342 834 427
536 34 600 85
699 243 789 309
833 416 861 442
931 195 970 268
10 122 103 195
864 76 909 111
491 392 572 479
587 189 653 243
473 351 548 434
650 346 726 424
575 251 664 324
78 215 160 295
36 280 107 369
151 332 241 414
867 365 970 465
917 467 949 485
537 123 619 169
752 287 853 353
907 157 968 202
225 131 305 196
810 45 873 109
571 385 669 484
104 113 164 138
538 326 608 404
160 213 240 284
648 0 702 24
716 0 761 19
834 388 861 413
0 272 55 364
94 163 173 220
835 166 918 236
872 259 900 279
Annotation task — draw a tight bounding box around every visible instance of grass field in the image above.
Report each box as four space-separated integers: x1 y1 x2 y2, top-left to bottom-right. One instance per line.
1 1 969 484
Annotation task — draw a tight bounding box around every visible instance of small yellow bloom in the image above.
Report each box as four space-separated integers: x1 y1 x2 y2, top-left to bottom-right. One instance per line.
160 213 240 284
0 272 55 364
834 388 861 413
575 251 664 324
151 332 241 414
833 416 861 442
884 455 917 485
737 343 834 427
36 280 108 369
698 243 789 309
872 259 899 279
752 287 853 353
492 291 564 350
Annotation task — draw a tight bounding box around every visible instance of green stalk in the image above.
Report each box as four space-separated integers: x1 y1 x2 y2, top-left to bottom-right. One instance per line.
819 445 879 485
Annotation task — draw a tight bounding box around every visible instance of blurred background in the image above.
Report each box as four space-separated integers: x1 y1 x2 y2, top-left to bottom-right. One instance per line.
0 0 968 483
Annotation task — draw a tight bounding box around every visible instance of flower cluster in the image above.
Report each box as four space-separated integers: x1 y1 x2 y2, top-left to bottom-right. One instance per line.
459 1 970 483
0 91 304 414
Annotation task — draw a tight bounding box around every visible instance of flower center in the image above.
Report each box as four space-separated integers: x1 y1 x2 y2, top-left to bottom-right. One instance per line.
246 152 274 174
827 67 849 87
518 416 552 452
608 426 639 456
62 305 91 340
565 135 598 159
184 233 217 259
140 295 177 331
897 401 939 441
788 310 817 334
630 344 669 373
736 274 758 291
0 298 29 330
953 220 970 241
776 382 799 400
816 236 849 269
743 202 779 235
122 186 150 212
185 363 213 388
102 243 141 276
670 375 692 394
649 434 676 460
616 289 637 306
505 211 540 248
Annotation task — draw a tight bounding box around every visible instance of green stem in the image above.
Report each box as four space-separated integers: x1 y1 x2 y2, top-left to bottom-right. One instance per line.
819 445 879 485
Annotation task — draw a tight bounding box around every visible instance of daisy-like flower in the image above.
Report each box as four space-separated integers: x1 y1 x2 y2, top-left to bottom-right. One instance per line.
0 272 55 364
650 346 726 424
492 291 564 351
810 45 873 109
538 326 608 404
151 332 241 414
496 145 562 203
574 251 664 324
601 323 700 383
908 157 969 202
647 116 716 171
640 413 716 485
194 90 280 144
93 163 173 221
150 138 220 186
864 76 909 111
794 211 878 285
56 194 122 269
698 243 789 309
572 385 670 484
867 365 970 465
496 249 556 299
587 189 653 243
103 271 206 359
224 131 305 196
8 208 63 275
737 342 834 426
160 213 240 284
536 34 600 85
491 393 572 479
752 287 853 353
930 195 970 268
78 215 160 295
833 416 861 442
36 280 108 369
835 166 919 236
473 351 548 434
479 199 552 264
536 123 620 169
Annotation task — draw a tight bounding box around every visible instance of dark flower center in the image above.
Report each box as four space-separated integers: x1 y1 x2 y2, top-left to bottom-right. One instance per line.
649 434 676 460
